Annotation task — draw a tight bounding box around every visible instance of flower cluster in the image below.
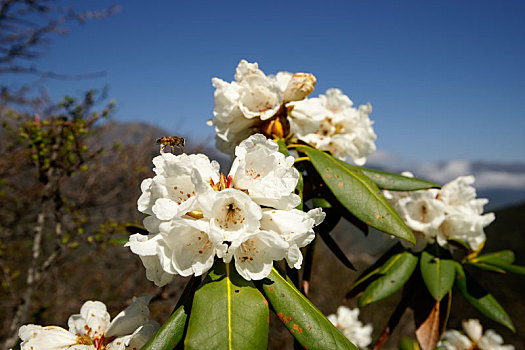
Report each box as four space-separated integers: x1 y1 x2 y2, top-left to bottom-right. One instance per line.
384 173 495 251
327 306 373 349
208 60 376 165
438 319 514 350
19 296 158 350
127 134 325 285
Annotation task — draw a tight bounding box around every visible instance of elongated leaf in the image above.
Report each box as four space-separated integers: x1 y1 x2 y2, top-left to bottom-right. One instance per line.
260 268 357 349
142 276 200 349
275 137 290 156
454 263 515 332
359 167 440 191
420 251 455 302
346 243 403 299
108 237 129 245
472 250 515 265
185 261 269 349
469 250 525 275
466 261 507 274
314 207 355 270
297 145 415 244
317 227 355 270
358 251 418 307
494 264 525 275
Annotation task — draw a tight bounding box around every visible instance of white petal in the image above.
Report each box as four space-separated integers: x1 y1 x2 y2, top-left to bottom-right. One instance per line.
326 306 373 348
160 219 216 277
462 319 483 342
68 301 110 339
137 179 154 214
151 198 179 220
106 295 153 338
230 134 300 209
125 320 160 349
289 89 376 164
440 329 473 350
284 245 303 269
105 335 131 350
479 329 514 350
208 189 262 245
139 255 176 287
19 325 81 349
260 208 322 247
234 60 283 120
142 153 219 223
126 233 161 256
233 230 288 280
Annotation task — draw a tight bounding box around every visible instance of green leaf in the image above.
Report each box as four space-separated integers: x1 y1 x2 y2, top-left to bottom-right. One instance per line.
454 263 515 332
346 243 403 299
358 251 418 307
465 261 507 274
312 197 332 208
469 250 525 275
359 167 440 191
296 145 415 244
399 337 420 350
260 268 357 349
185 261 269 350
142 276 200 349
275 137 290 156
472 250 515 265
108 237 128 245
494 264 525 275
420 250 455 301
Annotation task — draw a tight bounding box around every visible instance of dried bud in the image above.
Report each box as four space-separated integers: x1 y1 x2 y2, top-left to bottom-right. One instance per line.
283 73 317 102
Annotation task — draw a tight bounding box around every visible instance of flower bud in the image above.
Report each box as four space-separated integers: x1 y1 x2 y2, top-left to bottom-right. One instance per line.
283 73 317 102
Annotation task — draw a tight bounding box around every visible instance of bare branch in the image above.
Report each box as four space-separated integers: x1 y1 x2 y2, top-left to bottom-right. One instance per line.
0 0 120 78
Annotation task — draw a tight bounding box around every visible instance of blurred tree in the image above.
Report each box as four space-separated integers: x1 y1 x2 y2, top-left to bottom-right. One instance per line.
0 0 119 78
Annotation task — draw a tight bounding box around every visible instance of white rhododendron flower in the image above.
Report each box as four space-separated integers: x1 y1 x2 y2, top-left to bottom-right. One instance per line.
137 153 219 229
260 207 325 269
203 189 263 247
234 60 284 121
435 176 495 250
19 296 159 350
229 134 301 210
207 60 316 154
208 60 376 165
439 319 514 350
384 173 494 251
128 134 324 284
229 229 289 281
288 88 376 165
327 306 373 349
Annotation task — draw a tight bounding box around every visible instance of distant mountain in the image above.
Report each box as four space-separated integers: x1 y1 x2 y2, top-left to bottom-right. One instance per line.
96 121 232 169
97 121 168 146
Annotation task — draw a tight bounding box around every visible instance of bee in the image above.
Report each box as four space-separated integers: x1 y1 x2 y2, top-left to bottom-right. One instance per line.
156 136 185 154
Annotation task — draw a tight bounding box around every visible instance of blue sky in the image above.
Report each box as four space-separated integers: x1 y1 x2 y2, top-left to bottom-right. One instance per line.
4 0 525 163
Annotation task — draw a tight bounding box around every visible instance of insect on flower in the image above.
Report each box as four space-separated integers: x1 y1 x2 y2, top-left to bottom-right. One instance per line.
156 135 186 154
